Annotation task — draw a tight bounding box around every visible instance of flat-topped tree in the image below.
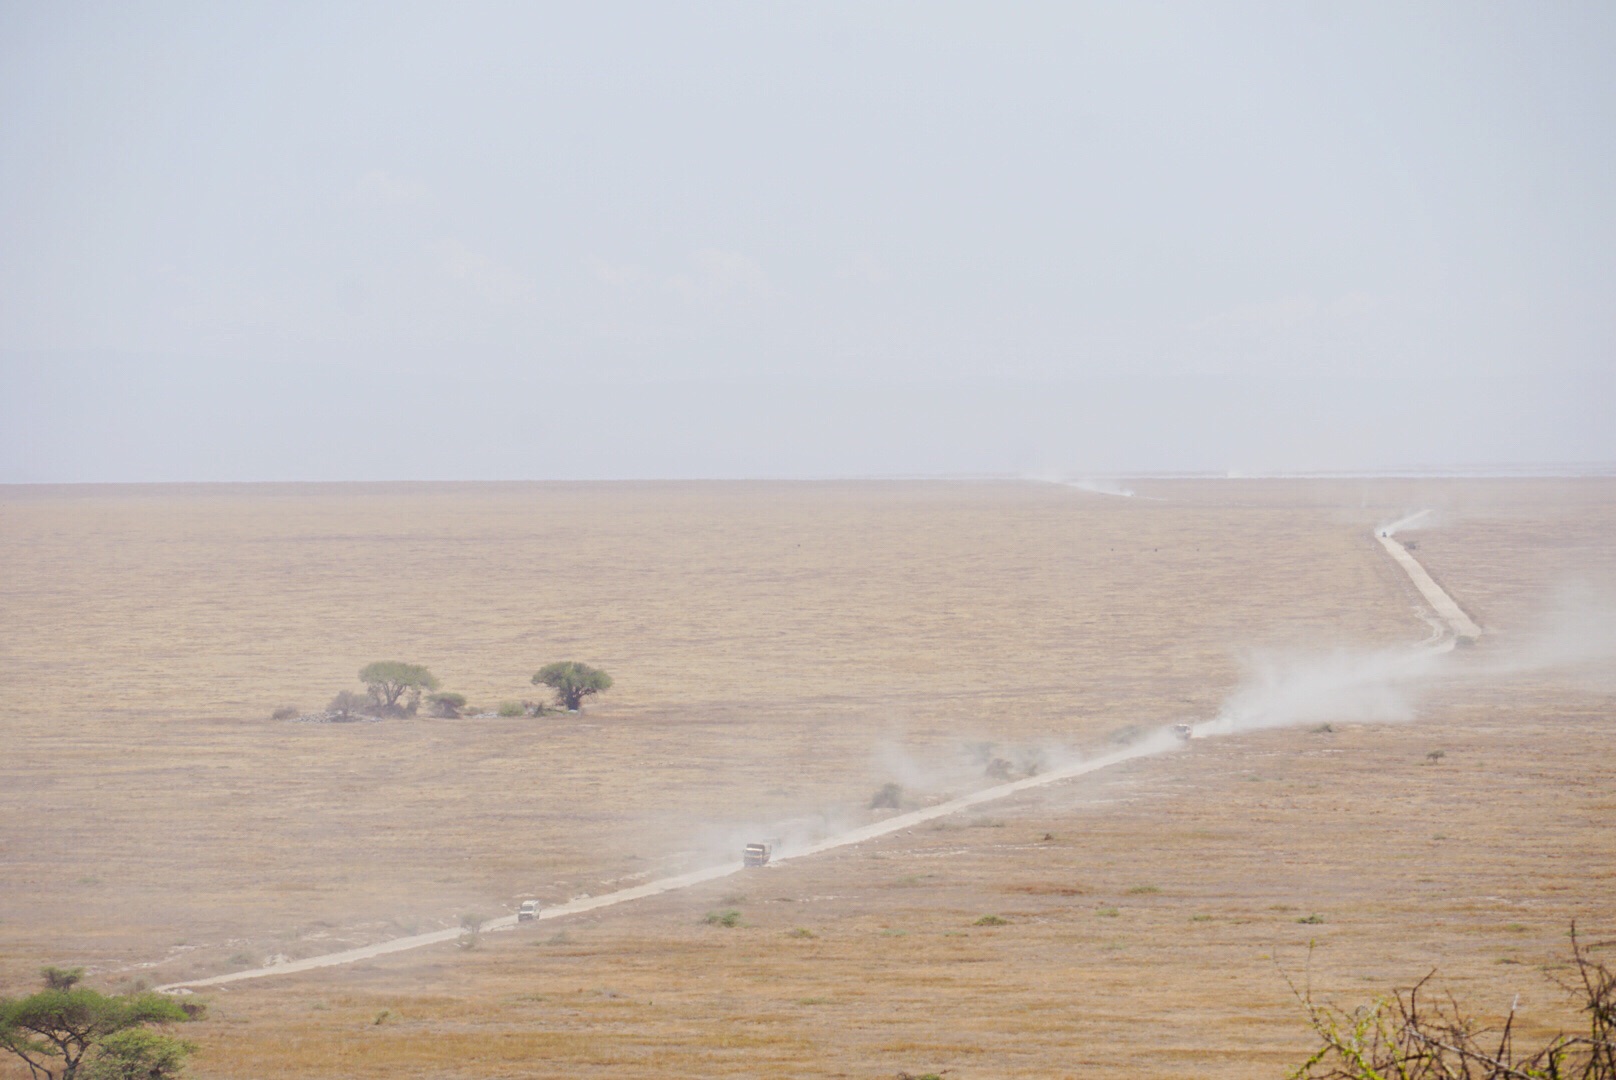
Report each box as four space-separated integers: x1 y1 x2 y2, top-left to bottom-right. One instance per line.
0 969 197 1080
358 662 438 715
532 662 612 711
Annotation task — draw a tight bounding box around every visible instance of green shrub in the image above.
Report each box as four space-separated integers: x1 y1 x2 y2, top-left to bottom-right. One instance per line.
428 691 467 718
974 915 1008 926
703 910 741 928
498 701 524 718
270 705 299 721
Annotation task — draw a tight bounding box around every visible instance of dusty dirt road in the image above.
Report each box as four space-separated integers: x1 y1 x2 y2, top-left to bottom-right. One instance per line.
157 515 1469 993
157 738 1176 991
1377 529 1482 640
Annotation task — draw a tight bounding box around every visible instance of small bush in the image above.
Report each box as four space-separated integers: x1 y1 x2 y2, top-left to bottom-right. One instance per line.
1127 885 1161 895
786 928 816 939
328 690 369 719
1096 907 1120 918
41 966 85 990
498 701 525 718
226 952 256 967
1426 749 1446 764
271 705 299 721
974 914 1009 926
869 782 903 809
703 909 741 928
719 892 747 906
428 691 467 718
1297 913 1325 925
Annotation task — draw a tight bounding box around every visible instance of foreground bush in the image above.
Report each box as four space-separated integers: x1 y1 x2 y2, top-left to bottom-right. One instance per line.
1289 924 1613 1079
0 967 198 1080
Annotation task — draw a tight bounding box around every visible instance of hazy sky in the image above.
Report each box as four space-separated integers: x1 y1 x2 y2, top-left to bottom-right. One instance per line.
2 3 1612 481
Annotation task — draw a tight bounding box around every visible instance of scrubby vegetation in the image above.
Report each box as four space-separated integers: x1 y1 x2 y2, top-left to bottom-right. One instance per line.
326 690 369 720
1288 925 1614 1079
427 691 467 718
869 782 904 809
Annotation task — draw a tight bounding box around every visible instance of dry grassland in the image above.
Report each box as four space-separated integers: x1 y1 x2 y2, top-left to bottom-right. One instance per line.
1 478 1612 1077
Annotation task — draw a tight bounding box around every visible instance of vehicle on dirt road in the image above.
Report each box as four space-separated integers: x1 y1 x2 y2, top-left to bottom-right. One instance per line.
518 899 541 921
743 843 772 867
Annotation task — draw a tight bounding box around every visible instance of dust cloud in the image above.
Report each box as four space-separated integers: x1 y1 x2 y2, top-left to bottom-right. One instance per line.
1378 508 1436 536
1197 588 1616 738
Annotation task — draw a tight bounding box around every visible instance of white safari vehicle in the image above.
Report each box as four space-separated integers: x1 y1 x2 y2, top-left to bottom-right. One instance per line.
517 899 542 921
743 843 772 867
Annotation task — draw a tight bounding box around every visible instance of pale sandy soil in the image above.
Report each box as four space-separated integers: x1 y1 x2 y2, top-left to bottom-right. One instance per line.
1 478 1611 1077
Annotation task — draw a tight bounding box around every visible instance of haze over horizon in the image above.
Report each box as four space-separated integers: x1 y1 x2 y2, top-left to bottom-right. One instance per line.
3 4 1613 482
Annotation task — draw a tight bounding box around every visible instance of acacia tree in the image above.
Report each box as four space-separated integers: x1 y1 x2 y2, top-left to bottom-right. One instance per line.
358 662 439 715
532 662 613 711
0 970 196 1080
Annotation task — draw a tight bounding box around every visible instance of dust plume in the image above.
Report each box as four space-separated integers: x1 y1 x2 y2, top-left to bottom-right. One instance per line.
1197 586 1616 737
1194 642 1448 737
1378 508 1435 536
1023 472 1164 500
1481 584 1616 688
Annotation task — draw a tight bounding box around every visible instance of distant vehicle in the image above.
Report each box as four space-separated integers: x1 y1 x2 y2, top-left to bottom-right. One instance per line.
1172 724 1194 742
743 843 772 867
517 899 541 921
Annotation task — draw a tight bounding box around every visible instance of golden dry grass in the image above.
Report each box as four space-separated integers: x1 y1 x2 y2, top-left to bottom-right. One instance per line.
1 478 1612 1077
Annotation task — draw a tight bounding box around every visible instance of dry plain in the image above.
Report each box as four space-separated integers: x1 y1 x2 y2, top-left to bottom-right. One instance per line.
1 478 1612 1078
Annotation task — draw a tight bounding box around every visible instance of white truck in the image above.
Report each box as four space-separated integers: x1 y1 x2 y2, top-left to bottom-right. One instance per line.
743 843 772 867
517 899 541 921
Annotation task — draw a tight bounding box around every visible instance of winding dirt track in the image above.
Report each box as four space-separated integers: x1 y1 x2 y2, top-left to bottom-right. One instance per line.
158 513 1473 992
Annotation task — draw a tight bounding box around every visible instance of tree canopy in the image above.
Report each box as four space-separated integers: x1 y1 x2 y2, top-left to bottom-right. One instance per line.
358 662 439 713
532 662 613 711
0 972 196 1080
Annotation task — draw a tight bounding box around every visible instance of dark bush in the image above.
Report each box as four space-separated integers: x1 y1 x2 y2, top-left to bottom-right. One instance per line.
869 782 903 810
428 691 467 718
328 690 369 719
